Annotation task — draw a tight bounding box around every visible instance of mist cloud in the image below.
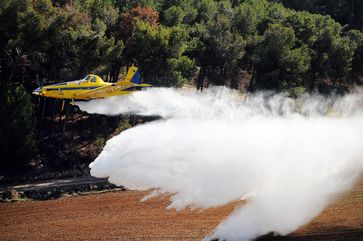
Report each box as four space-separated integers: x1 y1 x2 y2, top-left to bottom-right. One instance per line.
79 87 363 241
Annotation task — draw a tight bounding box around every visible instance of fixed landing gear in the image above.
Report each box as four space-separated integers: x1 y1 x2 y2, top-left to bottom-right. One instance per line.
70 99 80 113
72 105 80 113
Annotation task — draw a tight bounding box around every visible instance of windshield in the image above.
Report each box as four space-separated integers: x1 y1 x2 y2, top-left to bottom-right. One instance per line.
67 75 93 85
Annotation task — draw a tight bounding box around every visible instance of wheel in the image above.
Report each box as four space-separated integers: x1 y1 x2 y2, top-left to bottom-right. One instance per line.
72 105 80 113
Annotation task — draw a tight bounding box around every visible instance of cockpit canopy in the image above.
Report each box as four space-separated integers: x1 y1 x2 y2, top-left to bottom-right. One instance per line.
67 74 104 85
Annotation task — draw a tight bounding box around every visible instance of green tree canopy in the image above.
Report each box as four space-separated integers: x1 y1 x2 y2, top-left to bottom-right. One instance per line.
126 21 195 86
0 84 36 171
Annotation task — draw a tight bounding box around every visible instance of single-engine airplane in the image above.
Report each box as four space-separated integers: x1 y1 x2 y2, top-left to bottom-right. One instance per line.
33 66 151 100
32 66 151 112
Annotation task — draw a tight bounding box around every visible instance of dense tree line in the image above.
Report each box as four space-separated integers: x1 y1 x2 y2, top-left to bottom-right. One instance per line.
1 0 362 91
276 0 363 31
0 0 362 170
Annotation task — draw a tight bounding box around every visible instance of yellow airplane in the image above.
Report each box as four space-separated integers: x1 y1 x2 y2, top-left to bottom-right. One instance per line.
33 66 151 100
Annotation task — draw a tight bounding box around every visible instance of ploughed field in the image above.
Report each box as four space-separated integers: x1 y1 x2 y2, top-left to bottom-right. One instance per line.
0 180 362 241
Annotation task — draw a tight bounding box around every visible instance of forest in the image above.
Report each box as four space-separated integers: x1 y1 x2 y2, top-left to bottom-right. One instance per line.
1 0 363 172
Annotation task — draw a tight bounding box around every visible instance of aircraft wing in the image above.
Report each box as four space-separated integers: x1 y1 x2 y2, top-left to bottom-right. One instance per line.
74 83 150 99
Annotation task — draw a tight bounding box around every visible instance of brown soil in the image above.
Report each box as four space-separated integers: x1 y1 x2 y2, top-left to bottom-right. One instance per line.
0 180 362 241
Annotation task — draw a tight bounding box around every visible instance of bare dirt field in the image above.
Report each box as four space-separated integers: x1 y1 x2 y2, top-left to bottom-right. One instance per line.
1 180 362 241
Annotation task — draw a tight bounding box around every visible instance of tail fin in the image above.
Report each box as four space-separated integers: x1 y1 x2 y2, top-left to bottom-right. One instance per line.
130 69 141 84
122 66 141 84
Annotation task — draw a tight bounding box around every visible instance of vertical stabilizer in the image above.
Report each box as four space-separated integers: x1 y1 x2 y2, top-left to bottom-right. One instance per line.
130 70 141 84
123 66 139 82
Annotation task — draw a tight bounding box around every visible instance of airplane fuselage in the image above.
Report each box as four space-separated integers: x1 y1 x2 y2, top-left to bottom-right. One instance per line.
33 67 151 100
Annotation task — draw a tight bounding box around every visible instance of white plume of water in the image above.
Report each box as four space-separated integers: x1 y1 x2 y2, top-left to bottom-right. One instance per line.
78 87 363 241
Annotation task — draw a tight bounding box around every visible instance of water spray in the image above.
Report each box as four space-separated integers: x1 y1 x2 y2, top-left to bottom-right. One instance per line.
79 87 363 241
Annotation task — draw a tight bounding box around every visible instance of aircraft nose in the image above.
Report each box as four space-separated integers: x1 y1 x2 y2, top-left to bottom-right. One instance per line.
32 87 42 96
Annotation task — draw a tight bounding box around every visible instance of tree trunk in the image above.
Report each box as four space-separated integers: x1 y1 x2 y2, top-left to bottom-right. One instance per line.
230 69 238 89
197 65 206 91
248 67 256 91
111 61 123 82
